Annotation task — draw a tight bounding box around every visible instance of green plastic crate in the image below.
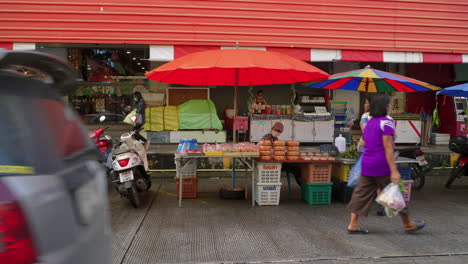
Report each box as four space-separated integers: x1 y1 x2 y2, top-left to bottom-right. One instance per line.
300 181 333 205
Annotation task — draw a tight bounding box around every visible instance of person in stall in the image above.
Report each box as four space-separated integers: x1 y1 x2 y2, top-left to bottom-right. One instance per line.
253 90 268 106
261 122 283 143
260 122 303 186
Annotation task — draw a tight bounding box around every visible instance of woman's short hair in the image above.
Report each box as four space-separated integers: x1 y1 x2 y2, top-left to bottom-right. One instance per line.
369 94 390 117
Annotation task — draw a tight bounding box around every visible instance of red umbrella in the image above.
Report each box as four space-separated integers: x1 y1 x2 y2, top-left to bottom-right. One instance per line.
145 49 329 141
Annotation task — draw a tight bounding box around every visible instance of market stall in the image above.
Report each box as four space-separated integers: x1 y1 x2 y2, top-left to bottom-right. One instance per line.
175 140 339 207
307 65 441 149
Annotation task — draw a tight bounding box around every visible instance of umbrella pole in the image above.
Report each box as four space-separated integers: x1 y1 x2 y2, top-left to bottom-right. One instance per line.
232 69 239 189
233 69 239 144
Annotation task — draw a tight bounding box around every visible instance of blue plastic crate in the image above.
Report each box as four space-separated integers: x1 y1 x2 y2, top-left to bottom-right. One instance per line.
334 115 347 121
398 164 413 180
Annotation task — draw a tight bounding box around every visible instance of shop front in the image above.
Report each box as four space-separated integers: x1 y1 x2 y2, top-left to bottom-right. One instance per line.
28 45 154 124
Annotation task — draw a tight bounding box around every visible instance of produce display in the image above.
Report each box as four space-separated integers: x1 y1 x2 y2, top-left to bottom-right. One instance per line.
287 146 300 151
340 145 358 159
202 142 259 156
273 140 286 146
258 140 336 162
274 151 286 156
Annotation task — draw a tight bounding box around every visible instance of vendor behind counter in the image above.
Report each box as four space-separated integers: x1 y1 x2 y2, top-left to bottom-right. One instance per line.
261 122 284 143
260 122 302 185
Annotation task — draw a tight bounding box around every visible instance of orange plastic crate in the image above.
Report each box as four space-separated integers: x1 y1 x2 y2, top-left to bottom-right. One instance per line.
175 177 199 198
301 163 332 183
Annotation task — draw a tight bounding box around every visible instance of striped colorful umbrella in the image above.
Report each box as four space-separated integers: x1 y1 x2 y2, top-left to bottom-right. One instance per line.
307 65 440 93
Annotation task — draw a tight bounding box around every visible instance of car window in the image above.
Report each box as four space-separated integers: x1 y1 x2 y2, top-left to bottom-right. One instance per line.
0 95 61 175
0 73 94 176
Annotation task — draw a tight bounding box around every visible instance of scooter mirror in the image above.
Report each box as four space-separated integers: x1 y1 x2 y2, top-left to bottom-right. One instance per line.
130 116 138 123
105 135 112 141
99 116 106 123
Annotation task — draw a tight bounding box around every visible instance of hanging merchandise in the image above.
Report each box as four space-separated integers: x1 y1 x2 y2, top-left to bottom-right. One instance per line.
432 107 440 128
290 83 296 107
247 85 254 112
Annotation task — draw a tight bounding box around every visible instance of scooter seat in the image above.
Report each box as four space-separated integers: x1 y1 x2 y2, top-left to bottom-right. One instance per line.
113 148 139 156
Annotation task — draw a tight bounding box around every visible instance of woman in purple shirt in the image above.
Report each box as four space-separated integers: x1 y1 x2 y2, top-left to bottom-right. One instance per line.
347 94 425 234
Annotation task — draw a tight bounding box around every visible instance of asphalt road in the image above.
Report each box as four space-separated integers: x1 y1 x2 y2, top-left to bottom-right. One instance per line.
110 174 468 264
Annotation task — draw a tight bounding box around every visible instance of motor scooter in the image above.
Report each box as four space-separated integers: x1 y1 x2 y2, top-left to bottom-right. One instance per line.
88 116 114 174
111 125 151 208
446 136 468 188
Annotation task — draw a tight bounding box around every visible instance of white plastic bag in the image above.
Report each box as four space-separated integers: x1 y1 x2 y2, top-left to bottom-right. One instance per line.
123 109 137 125
375 183 406 213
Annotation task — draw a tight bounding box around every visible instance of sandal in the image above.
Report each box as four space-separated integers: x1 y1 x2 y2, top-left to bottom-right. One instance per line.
347 228 369 234
405 221 426 234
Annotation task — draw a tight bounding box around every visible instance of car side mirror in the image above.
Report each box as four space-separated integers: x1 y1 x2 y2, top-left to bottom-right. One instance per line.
99 116 106 123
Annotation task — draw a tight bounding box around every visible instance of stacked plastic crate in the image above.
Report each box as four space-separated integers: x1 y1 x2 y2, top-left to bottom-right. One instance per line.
397 164 414 202
331 161 355 203
300 161 333 205
254 163 282 205
175 159 199 198
331 161 414 203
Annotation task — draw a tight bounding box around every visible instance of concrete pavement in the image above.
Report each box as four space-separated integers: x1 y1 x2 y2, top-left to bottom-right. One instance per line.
110 173 468 264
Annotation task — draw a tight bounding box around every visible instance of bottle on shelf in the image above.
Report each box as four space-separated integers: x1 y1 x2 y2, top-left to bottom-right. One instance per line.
334 134 347 153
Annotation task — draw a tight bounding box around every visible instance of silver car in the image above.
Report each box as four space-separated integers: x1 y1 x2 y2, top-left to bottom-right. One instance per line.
0 51 111 264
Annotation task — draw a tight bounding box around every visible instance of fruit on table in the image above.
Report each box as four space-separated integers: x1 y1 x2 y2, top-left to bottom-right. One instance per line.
287 141 300 146
260 156 272 161
260 146 272 151
259 140 272 146
340 145 358 159
273 140 286 146
274 156 286 161
273 146 286 151
287 146 300 151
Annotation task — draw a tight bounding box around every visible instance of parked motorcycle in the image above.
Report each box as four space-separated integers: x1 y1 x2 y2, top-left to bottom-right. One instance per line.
111 126 152 208
88 116 114 175
446 136 468 188
396 146 431 190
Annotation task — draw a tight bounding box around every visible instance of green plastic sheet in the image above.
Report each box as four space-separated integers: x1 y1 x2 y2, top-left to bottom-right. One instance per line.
178 99 223 130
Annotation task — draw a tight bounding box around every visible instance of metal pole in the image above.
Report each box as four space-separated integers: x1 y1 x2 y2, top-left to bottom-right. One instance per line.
175 156 183 208
233 68 239 143
231 158 236 188
252 159 256 206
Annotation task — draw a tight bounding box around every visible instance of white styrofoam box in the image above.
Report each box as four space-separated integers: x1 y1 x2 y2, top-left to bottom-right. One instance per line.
434 133 451 139
395 120 422 144
254 183 282 206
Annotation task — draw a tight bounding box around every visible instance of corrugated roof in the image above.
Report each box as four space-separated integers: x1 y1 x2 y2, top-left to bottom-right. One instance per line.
0 0 467 53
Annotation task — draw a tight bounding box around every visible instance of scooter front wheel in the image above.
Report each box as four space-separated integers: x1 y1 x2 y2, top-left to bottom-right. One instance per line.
411 164 426 190
127 185 140 208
